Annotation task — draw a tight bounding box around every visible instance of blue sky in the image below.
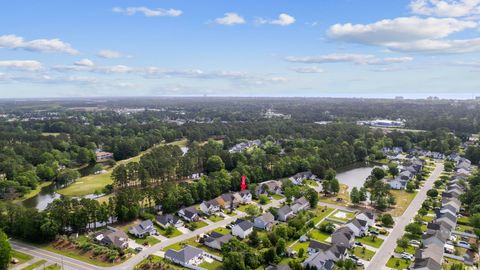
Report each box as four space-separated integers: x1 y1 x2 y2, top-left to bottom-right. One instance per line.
1 0 480 98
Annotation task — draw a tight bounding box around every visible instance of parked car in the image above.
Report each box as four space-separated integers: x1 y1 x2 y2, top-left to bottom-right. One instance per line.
349 254 359 261
369 230 379 235
401 252 413 260
355 242 364 247
457 241 471 249
356 260 364 266
135 247 143 252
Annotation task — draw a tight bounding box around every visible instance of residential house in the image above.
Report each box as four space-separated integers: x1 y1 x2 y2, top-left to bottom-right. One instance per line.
435 212 457 231
199 199 221 215
128 220 157 238
156 214 184 228
165 245 204 267
356 211 375 227
277 205 294 222
178 206 200 222
238 190 252 204
95 227 129 250
95 150 114 162
255 180 283 196
308 240 331 254
388 177 407 190
291 196 309 213
289 171 318 185
303 244 347 270
411 257 442 270
399 170 414 181
455 168 471 178
203 232 233 250
232 219 254 239
331 227 355 249
254 212 276 231
345 218 368 237
220 193 242 210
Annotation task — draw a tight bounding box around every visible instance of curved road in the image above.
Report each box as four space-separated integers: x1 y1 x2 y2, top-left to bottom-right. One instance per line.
366 161 444 270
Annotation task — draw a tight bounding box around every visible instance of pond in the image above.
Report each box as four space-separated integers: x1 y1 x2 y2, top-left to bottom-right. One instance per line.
336 163 374 192
20 183 62 210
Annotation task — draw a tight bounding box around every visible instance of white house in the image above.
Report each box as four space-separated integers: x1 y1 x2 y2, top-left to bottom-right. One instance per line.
254 212 275 231
345 219 368 237
165 245 204 267
277 205 294 222
232 219 253 239
199 199 221 215
356 212 375 227
237 190 253 204
291 196 309 213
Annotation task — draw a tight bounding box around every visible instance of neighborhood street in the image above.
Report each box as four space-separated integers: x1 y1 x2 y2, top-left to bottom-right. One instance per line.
11 198 286 270
366 161 444 270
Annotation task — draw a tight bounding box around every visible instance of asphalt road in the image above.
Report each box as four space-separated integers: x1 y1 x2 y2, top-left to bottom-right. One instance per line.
366 161 444 270
12 198 285 270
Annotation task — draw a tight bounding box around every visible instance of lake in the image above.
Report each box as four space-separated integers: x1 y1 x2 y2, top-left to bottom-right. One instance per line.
336 163 374 192
20 183 61 210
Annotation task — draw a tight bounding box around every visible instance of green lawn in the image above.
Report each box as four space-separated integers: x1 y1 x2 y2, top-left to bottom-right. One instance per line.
351 246 375 261
57 171 112 196
386 258 411 269
162 237 222 257
290 241 310 253
457 216 470 225
318 184 351 207
305 180 319 187
272 194 284 200
133 236 160 246
213 227 230 234
134 255 184 270
389 190 417 217
311 207 334 224
41 244 121 267
45 264 61 270
154 224 183 238
309 229 331 243
11 250 33 264
21 260 47 270
236 204 250 212
394 245 416 255
190 221 208 229
199 260 223 270
357 235 384 248
208 215 224 222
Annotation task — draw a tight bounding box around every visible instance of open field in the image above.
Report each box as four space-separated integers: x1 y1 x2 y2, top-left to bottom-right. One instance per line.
318 184 351 207
311 207 334 224
388 190 417 217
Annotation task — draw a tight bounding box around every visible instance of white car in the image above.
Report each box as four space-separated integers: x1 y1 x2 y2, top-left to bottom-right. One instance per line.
457 241 471 249
401 252 413 260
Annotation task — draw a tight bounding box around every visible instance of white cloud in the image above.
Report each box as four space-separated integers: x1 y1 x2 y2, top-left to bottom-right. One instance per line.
258 13 296 26
74 58 95 67
97 49 122 59
214 13 246 25
0 34 78 54
285 53 413 65
452 60 480 67
410 0 480 17
292 66 325 73
0 60 42 71
53 64 133 74
327 17 480 53
113 7 182 17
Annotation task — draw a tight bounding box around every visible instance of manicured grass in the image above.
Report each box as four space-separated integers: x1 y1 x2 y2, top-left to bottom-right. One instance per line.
153 224 183 238
291 241 310 253
351 246 375 261
11 250 33 264
208 215 224 222
133 236 160 246
330 209 356 222
456 224 474 233
13 182 52 202
213 227 230 234
162 237 222 257
57 171 112 196
272 194 284 200
309 229 331 243
305 180 319 187
311 207 334 224
199 260 223 270
191 221 208 229
236 204 251 212
356 235 384 248
318 184 351 207
41 244 121 267
45 264 61 270
389 190 417 217
394 245 416 255
442 258 465 270
21 260 47 270
134 255 184 270
457 216 470 225
386 257 411 269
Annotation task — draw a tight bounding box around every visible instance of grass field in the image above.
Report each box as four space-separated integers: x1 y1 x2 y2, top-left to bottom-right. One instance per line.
271 194 284 200
133 236 160 246
357 235 384 248
311 207 334 224
208 215 224 222
318 184 351 207
199 260 223 270
394 245 416 255
11 250 33 264
153 224 183 238
291 241 310 253
386 258 411 269
309 229 331 242
45 264 61 270
212 227 230 234
351 246 375 261
21 260 47 270
58 139 188 196
389 190 417 217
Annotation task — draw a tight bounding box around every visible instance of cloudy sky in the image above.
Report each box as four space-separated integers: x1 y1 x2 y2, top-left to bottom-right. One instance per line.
1 0 480 98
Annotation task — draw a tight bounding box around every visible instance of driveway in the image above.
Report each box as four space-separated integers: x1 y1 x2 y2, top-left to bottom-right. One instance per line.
366 161 444 270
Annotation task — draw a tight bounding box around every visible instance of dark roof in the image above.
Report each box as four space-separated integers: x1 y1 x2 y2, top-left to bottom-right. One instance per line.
156 214 180 225
412 257 442 270
205 232 233 247
256 212 275 223
235 219 253 231
100 228 128 248
308 240 331 251
278 205 293 216
180 206 199 219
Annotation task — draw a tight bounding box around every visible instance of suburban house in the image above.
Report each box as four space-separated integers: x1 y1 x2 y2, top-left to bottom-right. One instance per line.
95 150 114 162
165 245 204 267
307 240 331 254
254 212 276 231
388 177 407 190
411 257 442 270
156 214 184 229
220 193 242 210
178 206 200 222
356 211 375 227
291 196 310 213
238 190 253 204
331 227 355 249
399 170 414 181
277 205 294 222
128 220 157 238
199 199 221 215
303 243 347 270
203 232 233 250
95 227 129 250
255 180 283 196
435 211 457 231
232 219 254 239
345 218 368 237
289 171 318 185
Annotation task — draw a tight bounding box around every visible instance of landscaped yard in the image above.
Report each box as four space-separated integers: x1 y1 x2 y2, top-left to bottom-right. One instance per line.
236 204 251 212
309 229 331 243
271 194 284 200
329 209 356 222
290 241 310 253
21 260 47 270
311 207 334 224
318 184 351 207
351 246 375 261
11 250 33 264
305 179 319 187
208 215 224 222
134 255 184 270
213 227 230 234
389 190 417 217
357 235 384 248
386 257 411 269
190 220 208 230
394 245 416 255
154 224 183 238
198 260 223 270
133 236 160 246
162 237 222 257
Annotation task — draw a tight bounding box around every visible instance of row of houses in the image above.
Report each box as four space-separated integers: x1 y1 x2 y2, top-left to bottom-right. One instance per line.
199 190 253 215
388 156 425 190
303 212 375 270
411 159 472 270
228 139 262 153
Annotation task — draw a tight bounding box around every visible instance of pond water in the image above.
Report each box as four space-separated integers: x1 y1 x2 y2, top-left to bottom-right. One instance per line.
336 163 374 192
20 183 61 210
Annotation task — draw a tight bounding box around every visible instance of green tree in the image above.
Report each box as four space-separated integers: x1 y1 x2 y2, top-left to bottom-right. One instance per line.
245 205 260 217
259 194 269 205
0 229 12 270
388 163 399 177
306 188 319 208
372 167 386 180
406 181 416 193
206 155 225 173
381 214 394 227
427 189 438 198
397 236 409 251
330 178 340 194
350 187 360 204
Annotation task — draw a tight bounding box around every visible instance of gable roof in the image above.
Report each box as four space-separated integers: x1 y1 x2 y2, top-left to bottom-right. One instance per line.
179 206 199 219
205 232 233 247
99 228 128 248
165 245 204 264
412 257 442 270
256 212 275 224
278 205 293 216
350 218 367 229
156 214 181 225
234 219 253 231
308 240 331 251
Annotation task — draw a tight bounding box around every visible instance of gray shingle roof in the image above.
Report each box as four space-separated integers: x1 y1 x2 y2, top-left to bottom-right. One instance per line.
165 245 204 264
